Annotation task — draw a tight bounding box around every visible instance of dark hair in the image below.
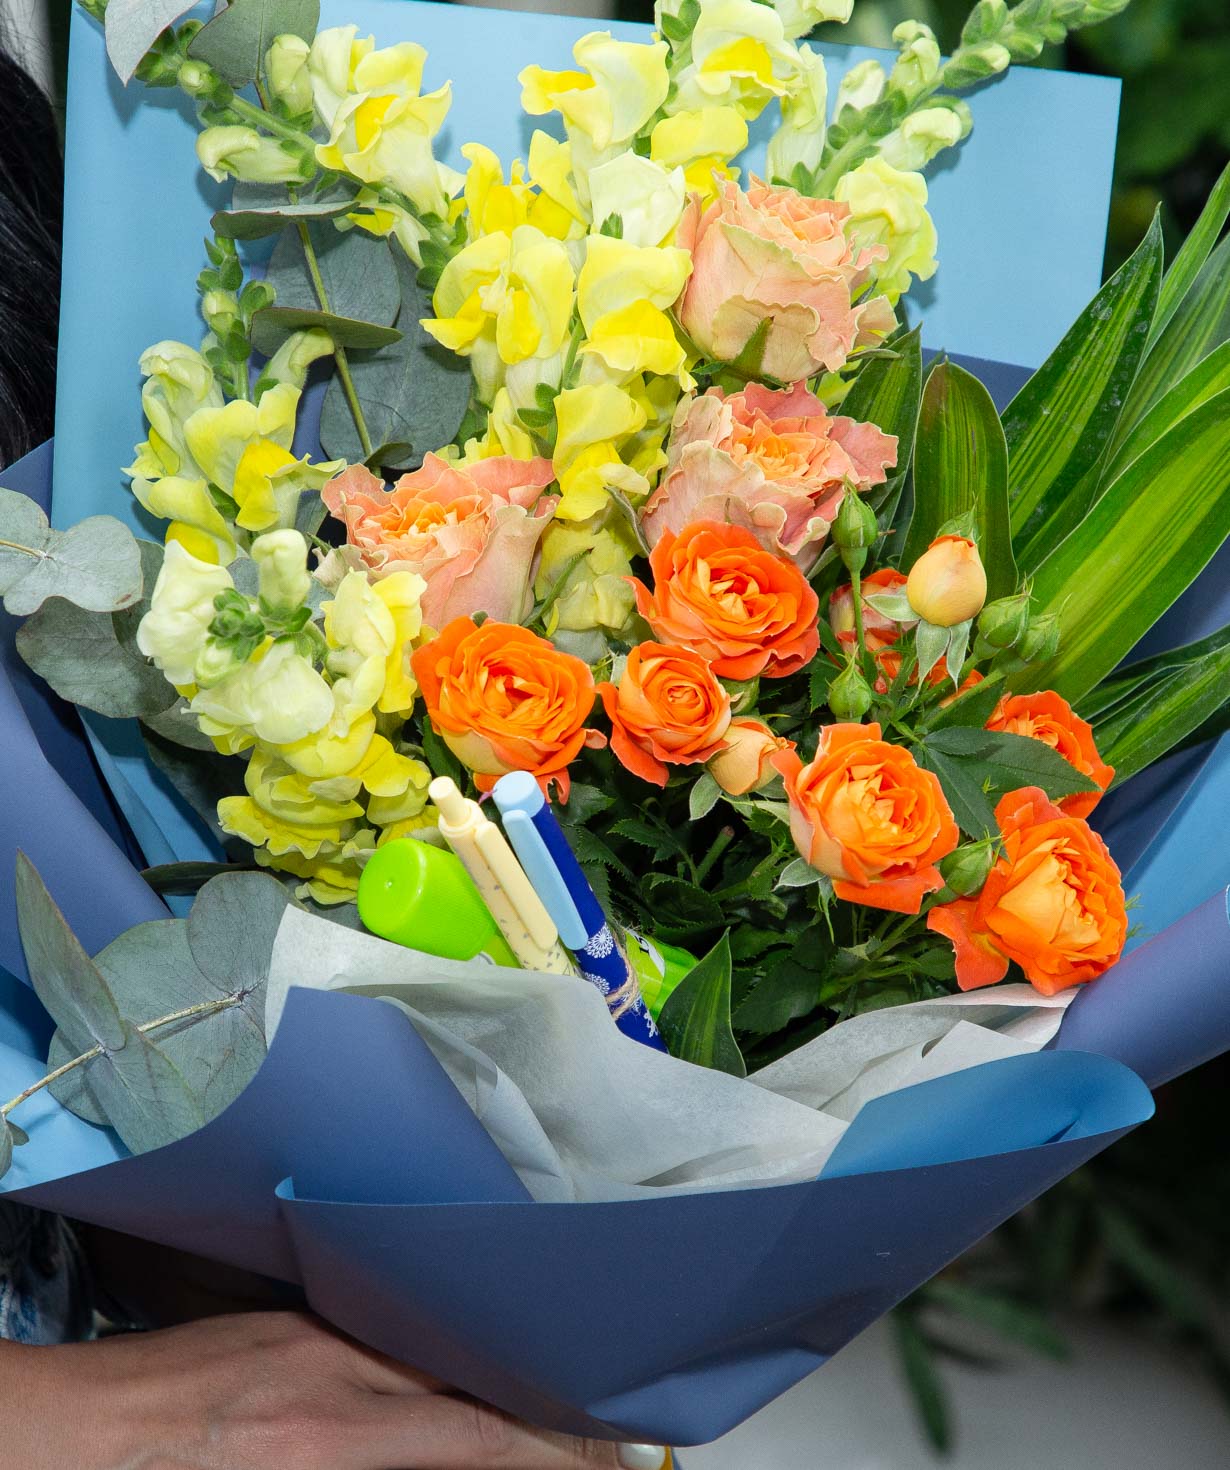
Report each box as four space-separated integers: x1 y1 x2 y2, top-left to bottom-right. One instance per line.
0 47 63 470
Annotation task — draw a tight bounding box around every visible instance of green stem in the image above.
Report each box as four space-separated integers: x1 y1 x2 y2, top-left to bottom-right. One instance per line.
227 93 313 147
296 220 373 460
695 825 736 886
0 996 241 1122
850 564 867 664
0 537 44 558
560 318 585 390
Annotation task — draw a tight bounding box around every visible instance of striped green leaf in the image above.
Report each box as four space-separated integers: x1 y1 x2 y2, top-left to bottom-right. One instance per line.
1006 214 1163 572
1113 233 1230 443
1019 388 1230 704
657 932 746 1078
1097 339 1230 489
1095 637 1230 785
902 361 1016 599
841 326 924 498
1147 160 1230 353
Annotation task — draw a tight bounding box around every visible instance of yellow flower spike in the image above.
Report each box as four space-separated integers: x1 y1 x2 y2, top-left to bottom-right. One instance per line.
129 340 222 481
136 541 235 687
588 154 686 248
519 66 593 119
351 39 428 95
674 0 804 120
766 42 828 183
460 143 535 240
306 24 375 128
324 571 398 728
345 189 433 265
424 226 575 371
534 508 640 636
526 132 587 240
192 641 335 748
520 33 669 152
372 570 427 715
555 441 651 523
130 474 236 565
577 235 692 383
553 381 646 470
317 82 454 218
376 810 440 845
465 387 539 461
277 711 379 781
835 158 939 305
649 107 748 207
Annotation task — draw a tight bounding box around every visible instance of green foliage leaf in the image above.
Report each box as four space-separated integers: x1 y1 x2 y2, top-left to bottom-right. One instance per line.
250 306 401 355
1005 213 1163 571
689 771 721 821
141 723 250 848
642 875 724 940
103 0 199 83
212 184 355 241
1147 160 1230 354
265 221 400 328
926 1282 1069 1359
319 245 472 471
840 325 923 495
733 929 829 1037
902 361 1016 599
15 855 204 1152
892 1310 952 1455
657 933 746 1077
15 540 175 720
188 0 320 87
0 490 143 617
1020 388 1230 702
916 728 1098 838
1089 625 1230 785
776 857 821 889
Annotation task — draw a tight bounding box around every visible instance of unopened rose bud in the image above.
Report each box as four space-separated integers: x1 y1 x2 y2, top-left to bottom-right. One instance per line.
828 655 874 721
939 839 995 897
708 719 792 797
977 590 1031 651
1019 610 1061 663
906 535 987 628
831 492 879 574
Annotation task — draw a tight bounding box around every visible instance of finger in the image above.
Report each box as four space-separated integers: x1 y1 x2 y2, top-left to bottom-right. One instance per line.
348 1392 668 1469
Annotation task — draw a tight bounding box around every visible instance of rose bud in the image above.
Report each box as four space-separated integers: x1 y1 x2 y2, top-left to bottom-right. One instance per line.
977 590 1031 651
828 654 874 721
1019 610 1061 663
831 491 880 574
709 718 794 797
939 839 995 898
906 534 987 627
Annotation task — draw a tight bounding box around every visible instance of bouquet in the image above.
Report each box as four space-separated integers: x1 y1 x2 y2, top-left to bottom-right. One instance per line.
1 0 1229 1448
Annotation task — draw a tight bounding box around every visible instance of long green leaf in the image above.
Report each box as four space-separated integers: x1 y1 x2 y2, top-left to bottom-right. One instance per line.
1020 388 1230 703
1097 339 1230 489
1005 214 1163 571
1147 160 1230 353
840 325 923 495
902 361 1016 598
1113 233 1230 444
1081 620 1230 721
657 933 746 1077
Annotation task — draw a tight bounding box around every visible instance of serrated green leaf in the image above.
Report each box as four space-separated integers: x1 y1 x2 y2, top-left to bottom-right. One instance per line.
733 929 829 1037
923 727 1100 799
319 243 471 471
1006 214 1163 571
250 306 401 355
1020 389 1230 703
188 0 320 87
689 771 721 820
1147 161 1230 354
657 933 745 1076
903 361 1016 598
642 875 724 938
212 184 355 240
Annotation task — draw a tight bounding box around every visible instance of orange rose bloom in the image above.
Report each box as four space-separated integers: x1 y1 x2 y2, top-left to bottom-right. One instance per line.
632 521 820 680
598 642 732 788
773 723 959 914
927 786 1127 997
985 691 1113 819
410 617 604 800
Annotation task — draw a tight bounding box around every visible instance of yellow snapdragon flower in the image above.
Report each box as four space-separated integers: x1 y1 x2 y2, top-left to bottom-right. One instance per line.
673 0 806 121
552 381 652 521
323 570 426 727
535 504 640 642
136 541 234 688
422 225 575 400
766 43 828 183
834 157 938 305
649 107 747 205
588 154 686 248
577 234 692 385
520 33 669 154
191 638 335 747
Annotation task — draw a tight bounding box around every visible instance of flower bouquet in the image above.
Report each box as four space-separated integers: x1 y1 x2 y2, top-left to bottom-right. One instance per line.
2 0 1230 1448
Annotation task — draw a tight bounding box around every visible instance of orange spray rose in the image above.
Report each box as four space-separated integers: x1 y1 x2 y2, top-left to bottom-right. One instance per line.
598 642 732 788
709 718 795 797
410 618 604 799
774 723 959 914
632 521 820 680
927 786 1127 996
985 692 1113 819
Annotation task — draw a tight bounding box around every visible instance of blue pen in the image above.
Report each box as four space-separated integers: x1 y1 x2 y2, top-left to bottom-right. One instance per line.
492 771 667 1052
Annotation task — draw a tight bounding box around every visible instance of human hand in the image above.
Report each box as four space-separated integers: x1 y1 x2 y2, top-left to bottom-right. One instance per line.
0 1310 668 1468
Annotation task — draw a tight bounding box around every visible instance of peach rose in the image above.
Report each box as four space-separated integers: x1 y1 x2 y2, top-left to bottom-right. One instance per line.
906 534 987 627
598 642 732 788
708 718 795 797
927 786 1127 996
321 455 557 626
632 520 820 681
641 381 898 571
985 692 1113 820
675 178 896 382
774 723 959 913
410 617 604 800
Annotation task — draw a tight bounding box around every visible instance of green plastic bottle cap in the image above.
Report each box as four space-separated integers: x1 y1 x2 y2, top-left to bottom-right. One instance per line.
357 839 518 968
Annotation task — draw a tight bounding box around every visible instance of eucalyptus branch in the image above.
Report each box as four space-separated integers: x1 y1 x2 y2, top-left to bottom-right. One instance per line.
0 996 241 1123
0 538 45 559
